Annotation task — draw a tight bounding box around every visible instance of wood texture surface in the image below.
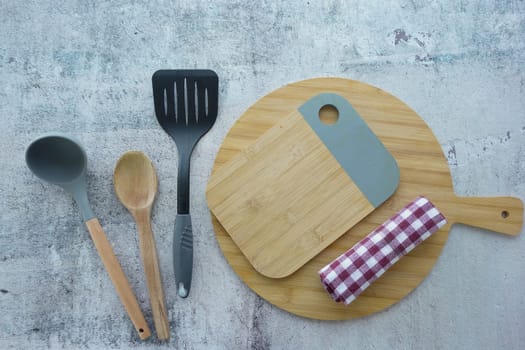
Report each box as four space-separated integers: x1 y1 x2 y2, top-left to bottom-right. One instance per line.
85 218 151 339
207 110 374 278
133 209 170 340
113 151 170 340
209 78 524 320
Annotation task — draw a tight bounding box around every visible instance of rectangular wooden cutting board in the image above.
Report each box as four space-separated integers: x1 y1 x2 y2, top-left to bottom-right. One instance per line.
206 93 399 278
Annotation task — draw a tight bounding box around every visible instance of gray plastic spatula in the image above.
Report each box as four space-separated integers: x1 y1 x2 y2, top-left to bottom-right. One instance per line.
152 70 219 298
25 134 151 339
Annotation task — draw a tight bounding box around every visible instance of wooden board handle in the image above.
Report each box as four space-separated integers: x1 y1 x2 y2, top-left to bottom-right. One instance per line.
449 196 524 236
135 211 170 340
85 218 151 339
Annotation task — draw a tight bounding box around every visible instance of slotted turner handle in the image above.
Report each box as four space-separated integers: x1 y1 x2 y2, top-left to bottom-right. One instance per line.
174 214 193 298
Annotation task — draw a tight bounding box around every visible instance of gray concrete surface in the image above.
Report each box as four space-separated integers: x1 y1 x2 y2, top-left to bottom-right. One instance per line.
1 1 524 349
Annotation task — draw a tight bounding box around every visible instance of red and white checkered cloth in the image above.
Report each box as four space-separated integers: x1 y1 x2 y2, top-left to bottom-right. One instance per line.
319 196 447 305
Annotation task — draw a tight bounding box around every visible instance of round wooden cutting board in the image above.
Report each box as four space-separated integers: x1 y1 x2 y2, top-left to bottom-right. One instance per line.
209 78 523 320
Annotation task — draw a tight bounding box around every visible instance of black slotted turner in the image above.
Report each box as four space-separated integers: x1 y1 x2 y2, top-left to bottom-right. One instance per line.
152 70 218 298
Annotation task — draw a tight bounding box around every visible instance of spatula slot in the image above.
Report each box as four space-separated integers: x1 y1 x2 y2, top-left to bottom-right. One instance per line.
176 78 185 123
205 88 209 118
184 78 189 125
174 82 178 120
194 81 199 122
163 88 168 117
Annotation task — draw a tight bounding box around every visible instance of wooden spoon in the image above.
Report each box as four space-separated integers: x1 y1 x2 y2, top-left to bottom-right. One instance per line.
113 151 170 340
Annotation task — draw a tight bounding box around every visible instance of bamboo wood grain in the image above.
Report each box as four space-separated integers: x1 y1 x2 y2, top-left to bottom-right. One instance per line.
113 151 170 340
132 209 170 340
85 218 151 339
207 110 374 278
447 196 523 235
209 77 524 320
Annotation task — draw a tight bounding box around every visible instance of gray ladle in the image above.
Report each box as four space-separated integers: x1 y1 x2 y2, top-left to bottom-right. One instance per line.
25 134 151 340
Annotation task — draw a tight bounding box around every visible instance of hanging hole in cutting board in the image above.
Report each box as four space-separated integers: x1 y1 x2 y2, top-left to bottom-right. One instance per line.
319 104 339 125
501 210 509 219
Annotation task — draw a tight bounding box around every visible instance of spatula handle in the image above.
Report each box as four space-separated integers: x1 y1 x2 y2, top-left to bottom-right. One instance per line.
177 150 192 214
85 218 151 339
174 214 193 298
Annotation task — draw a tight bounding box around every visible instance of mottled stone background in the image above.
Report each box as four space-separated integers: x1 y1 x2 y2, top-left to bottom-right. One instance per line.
1 1 524 349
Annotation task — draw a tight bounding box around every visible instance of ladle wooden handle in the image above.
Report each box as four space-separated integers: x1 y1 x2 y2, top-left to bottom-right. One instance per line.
134 210 170 340
85 218 151 339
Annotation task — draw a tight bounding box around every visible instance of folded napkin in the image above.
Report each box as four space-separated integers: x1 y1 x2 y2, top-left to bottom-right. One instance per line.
319 196 447 305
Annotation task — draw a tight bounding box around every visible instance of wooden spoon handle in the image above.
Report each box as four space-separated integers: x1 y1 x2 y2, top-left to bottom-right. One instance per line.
135 211 170 340
448 196 524 236
85 218 151 339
